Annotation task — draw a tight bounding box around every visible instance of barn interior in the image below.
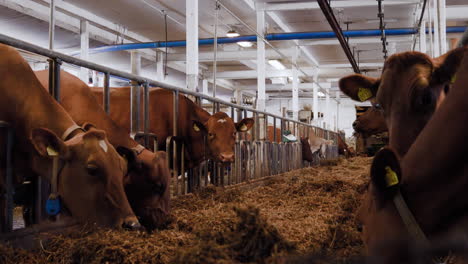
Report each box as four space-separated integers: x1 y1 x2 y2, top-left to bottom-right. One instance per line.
0 0 467 263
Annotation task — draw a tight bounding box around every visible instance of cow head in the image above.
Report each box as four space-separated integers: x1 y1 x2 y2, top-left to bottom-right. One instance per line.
30 127 140 229
339 47 466 156
120 149 171 231
192 112 254 163
300 137 314 162
353 103 388 136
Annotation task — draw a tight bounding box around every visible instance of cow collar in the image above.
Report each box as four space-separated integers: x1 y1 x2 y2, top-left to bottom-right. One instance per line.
132 144 146 155
393 189 450 263
46 125 85 216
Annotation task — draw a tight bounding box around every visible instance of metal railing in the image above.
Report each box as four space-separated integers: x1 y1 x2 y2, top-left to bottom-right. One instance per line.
0 33 339 231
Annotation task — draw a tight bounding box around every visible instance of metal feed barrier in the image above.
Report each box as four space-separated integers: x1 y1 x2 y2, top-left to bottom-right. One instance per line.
0 33 339 232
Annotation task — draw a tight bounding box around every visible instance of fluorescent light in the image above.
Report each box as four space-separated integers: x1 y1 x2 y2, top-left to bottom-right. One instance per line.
237 41 253 48
226 29 240 38
268 59 286 70
271 77 287 84
317 91 325 97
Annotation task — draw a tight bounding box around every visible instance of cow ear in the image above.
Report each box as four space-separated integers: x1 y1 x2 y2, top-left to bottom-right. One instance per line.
192 120 207 133
116 146 139 172
339 74 380 102
236 118 254 132
31 128 70 159
433 46 467 85
370 147 402 206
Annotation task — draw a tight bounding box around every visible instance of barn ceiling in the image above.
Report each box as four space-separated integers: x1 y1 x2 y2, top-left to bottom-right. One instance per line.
0 0 467 99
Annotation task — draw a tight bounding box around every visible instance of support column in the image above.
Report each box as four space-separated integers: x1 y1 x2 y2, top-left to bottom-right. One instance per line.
432 0 440 57
312 79 319 127
256 9 266 112
186 0 199 91
80 20 89 82
419 20 427 53
292 46 299 120
256 7 266 140
323 83 331 130
130 51 141 136
437 0 446 54
428 5 434 57
335 91 340 132
156 50 165 81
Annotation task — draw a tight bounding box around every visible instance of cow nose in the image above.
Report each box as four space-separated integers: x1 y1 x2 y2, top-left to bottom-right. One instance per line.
352 121 358 129
122 217 141 231
220 152 234 163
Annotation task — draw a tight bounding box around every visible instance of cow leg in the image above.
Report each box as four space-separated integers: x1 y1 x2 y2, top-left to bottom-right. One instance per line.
187 169 193 193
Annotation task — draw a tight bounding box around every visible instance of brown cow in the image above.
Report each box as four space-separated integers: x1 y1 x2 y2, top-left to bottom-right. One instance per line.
357 49 468 260
0 44 138 229
34 70 170 231
339 46 467 156
300 137 314 162
337 135 351 157
267 125 281 143
352 106 388 136
92 88 254 167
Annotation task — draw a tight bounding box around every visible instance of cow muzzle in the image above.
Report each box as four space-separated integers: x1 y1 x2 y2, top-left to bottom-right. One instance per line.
122 216 142 230
219 152 235 163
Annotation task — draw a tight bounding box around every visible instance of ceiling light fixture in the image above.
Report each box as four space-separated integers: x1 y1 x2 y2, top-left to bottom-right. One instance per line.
237 41 253 48
268 60 286 70
317 91 326 97
226 29 240 38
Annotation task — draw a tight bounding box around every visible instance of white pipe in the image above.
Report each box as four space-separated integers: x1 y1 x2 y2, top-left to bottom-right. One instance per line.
428 2 434 57
325 86 330 129
80 20 89 82
48 0 55 50
212 2 219 99
292 46 299 120
312 82 318 126
432 0 440 57
256 9 266 112
419 19 427 53
438 0 446 54
156 51 164 81
186 0 199 91
336 91 340 132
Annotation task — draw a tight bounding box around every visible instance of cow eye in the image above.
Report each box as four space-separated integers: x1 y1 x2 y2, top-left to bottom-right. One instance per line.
374 103 382 109
444 84 450 94
413 89 435 111
208 133 215 138
86 164 100 176
152 183 165 194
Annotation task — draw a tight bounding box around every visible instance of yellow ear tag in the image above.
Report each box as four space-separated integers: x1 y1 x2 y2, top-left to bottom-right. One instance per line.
358 87 373 102
240 124 248 132
46 146 59 157
384 166 399 187
193 123 200 132
451 75 456 84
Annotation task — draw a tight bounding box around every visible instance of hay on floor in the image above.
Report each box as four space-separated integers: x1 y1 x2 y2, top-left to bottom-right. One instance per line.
0 157 371 263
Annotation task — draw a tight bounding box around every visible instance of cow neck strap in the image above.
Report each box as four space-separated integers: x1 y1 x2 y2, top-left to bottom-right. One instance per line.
51 125 85 195
62 124 85 141
393 190 430 245
132 144 146 155
394 191 451 264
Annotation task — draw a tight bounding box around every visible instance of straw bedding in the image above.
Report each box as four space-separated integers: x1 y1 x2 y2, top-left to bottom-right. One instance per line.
0 157 371 263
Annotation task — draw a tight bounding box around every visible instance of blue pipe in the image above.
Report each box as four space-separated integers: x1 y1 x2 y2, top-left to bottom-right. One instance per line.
79 26 467 55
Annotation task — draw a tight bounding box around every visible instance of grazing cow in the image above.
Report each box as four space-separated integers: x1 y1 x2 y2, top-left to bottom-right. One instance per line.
34 70 171 231
267 125 281 143
357 49 468 260
92 88 254 167
337 135 351 157
352 106 388 136
300 137 314 162
0 44 138 229
339 46 467 156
